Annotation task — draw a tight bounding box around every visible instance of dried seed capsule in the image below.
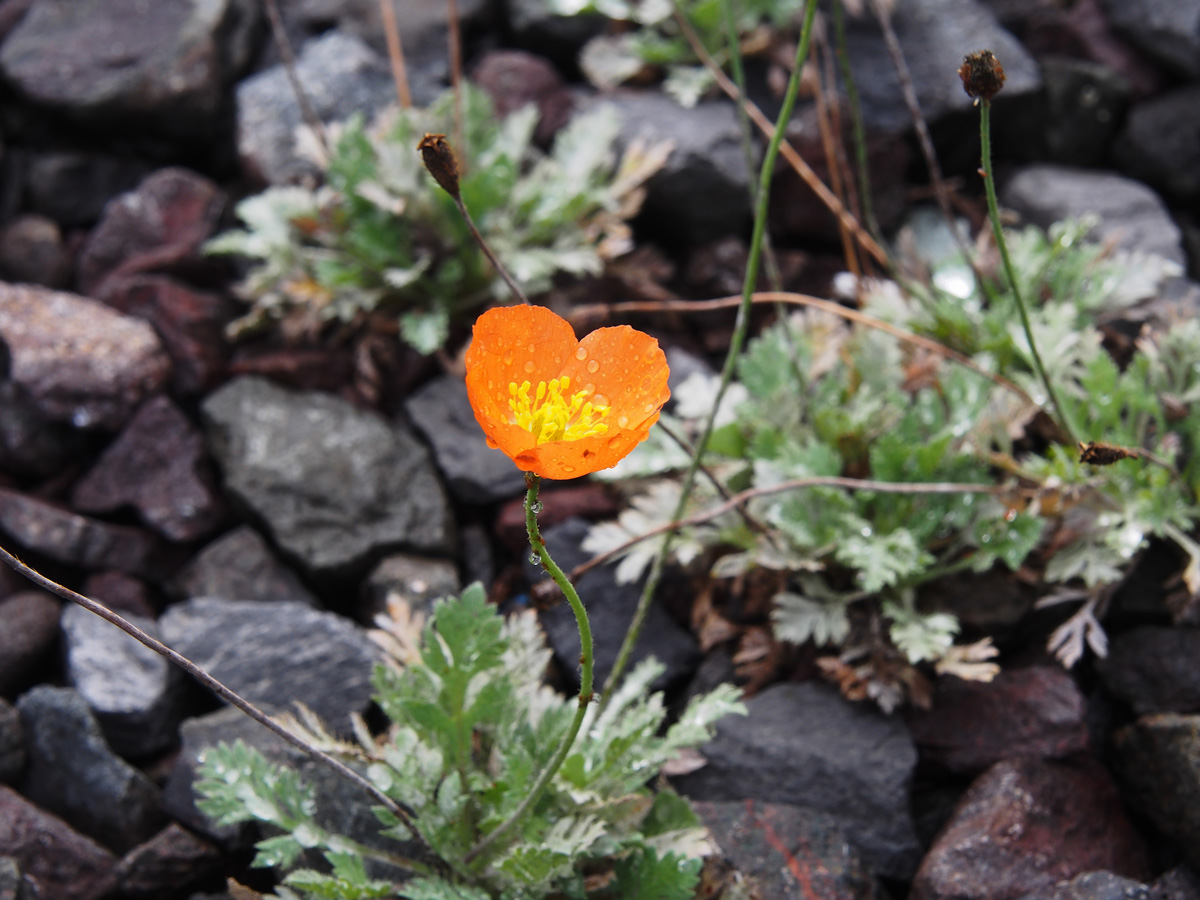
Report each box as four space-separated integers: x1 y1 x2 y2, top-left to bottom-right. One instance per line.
1079 441 1139 465
417 132 460 198
958 50 1006 103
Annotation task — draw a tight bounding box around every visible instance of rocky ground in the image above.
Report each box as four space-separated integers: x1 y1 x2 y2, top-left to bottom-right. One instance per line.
2 0 1200 898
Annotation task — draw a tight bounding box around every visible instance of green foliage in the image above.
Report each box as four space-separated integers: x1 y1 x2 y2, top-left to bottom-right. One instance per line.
195 583 744 899
208 85 661 353
547 0 808 104
588 218 1200 682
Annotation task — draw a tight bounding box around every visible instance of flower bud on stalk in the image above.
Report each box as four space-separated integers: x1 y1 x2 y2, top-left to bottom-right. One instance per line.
417 132 460 199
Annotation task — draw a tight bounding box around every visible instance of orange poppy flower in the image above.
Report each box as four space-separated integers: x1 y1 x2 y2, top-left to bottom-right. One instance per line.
465 305 670 479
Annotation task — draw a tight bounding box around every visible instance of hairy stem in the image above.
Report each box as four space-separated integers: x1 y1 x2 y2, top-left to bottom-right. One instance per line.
979 99 1078 445
600 0 819 707
464 473 594 866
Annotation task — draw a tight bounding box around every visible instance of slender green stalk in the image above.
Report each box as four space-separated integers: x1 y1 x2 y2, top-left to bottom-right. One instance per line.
979 99 1078 445
600 0 820 706
464 473 594 865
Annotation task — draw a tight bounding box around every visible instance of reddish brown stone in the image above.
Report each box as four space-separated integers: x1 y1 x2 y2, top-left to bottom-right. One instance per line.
98 275 232 395
227 344 356 394
71 396 225 543
495 483 620 552
472 50 574 144
76 168 225 298
906 666 1089 774
82 572 157 620
911 758 1151 900
0 591 61 696
115 823 221 898
0 784 118 900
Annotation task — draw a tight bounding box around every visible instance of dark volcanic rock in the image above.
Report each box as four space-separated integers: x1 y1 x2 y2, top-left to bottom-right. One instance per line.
82 571 157 620
169 525 318 606
114 823 222 899
1098 626 1200 715
76 168 225 297
0 698 24 784
674 681 920 879
906 665 1089 774
0 488 168 578
1094 0 1200 79
160 597 378 735
0 381 82 478
1040 56 1131 166
202 376 454 578
692 800 879 900
1113 85 1200 203
71 395 224 543
0 283 170 430
608 92 753 246
529 518 699 695
1112 713 1200 871
1016 871 1151 900
0 0 260 137
24 150 153 228
472 50 574 144
60 603 182 759
841 0 1040 134
17 686 166 855
0 591 61 697
1002 164 1184 264
404 373 527 505
0 856 38 900
98 275 233 396
911 757 1151 900
0 784 118 900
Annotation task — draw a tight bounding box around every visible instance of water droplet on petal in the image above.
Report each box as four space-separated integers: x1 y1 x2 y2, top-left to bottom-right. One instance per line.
575 347 588 361
592 393 609 407
644 402 655 412
523 360 535 373
503 349 514 364
562 465 576 473
608 436 624 449
584 383 596 396
586 359 600 374
617 415 629 428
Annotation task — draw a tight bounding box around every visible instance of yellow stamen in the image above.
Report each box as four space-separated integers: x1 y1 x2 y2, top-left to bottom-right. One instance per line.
508 376 609 444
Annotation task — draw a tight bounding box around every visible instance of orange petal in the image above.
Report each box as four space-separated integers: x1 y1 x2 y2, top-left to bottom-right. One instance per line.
464 305 670 479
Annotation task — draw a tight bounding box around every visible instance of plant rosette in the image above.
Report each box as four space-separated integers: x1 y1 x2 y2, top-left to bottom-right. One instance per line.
465 304 670 479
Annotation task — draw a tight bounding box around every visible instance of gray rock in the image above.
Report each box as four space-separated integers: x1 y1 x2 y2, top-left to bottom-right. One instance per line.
1040 56 1131 166
608 92 753 245
60 604 182 759
160 597 378 735
1112 713 1200 871
1016 871 1151 900
0 283 170 430
0 0 260 137
0 785 118 900
1095 0 1200 79
1113 85 1200 203
70 396 225 543
673 681 920 879
841 0 1040 134
16 686 165 855
169 525 319 606
0 214 72 288
1001 164 1185 265
363 552 461 623
404 374 528 505
0 699 24 785
0 592 61 697
202 376 454 578
0 488 168 579
529 517 699 694
237 30 410 185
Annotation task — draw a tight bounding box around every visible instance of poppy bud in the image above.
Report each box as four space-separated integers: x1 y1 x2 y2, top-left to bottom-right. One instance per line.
958 50 1006 103
418 133 460 198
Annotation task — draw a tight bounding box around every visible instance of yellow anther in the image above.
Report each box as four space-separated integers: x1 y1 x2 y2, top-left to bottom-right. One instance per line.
508 375 609 444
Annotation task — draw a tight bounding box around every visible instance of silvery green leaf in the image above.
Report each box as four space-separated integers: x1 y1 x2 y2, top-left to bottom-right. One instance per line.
771 591 849 647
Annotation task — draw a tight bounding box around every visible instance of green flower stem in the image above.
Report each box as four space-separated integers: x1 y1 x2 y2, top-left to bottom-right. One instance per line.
464 472 593 866
600 0 819 708
979 99 1078 446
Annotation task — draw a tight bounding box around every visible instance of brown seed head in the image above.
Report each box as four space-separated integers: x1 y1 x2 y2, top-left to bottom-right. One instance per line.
958 50 1006 103
1079 441 1139 466
418 132 460 198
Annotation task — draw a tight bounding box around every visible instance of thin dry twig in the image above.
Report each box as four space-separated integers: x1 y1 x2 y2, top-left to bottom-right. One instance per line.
567 475 1016 582
0 543 434 861
811 38 860 277
446 0 465 160
569 291 1038 406
262 0 330 158
672 8 889 268
379 0 413 108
